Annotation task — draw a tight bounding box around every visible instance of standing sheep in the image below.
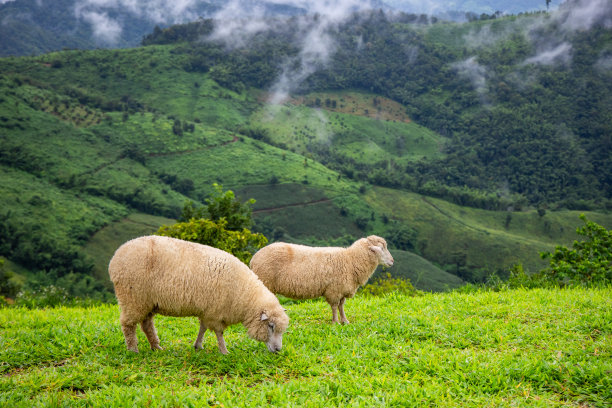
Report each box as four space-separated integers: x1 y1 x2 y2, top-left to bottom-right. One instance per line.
108 235 289 354
250 235 394 324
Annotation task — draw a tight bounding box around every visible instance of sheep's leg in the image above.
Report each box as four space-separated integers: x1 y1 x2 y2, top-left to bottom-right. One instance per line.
215 330 228 355
140 313 163 350
329 301 340 324
120 313 139 353
194 319 207 350
339 297 350 325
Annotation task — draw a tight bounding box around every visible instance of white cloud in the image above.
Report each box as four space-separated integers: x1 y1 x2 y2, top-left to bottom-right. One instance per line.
594 55 612 71
208 0 376 103
74 0 202 43
523 42 572 66
79 10 122 44
452 56 489 100
554 0 612 31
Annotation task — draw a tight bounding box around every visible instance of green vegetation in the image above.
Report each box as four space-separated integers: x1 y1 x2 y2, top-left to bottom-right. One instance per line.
1 288 610 406
0 10 611 297
540 215 612 285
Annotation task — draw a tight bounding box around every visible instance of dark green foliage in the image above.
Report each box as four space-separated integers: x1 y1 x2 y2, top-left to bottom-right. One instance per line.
181 183 256 231
387 222 419 252
0 258 21 298
540 214 611 285
162 185 265 264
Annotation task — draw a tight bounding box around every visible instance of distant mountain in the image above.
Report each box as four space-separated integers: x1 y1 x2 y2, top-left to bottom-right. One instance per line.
0 0 307 57
1 0 559 57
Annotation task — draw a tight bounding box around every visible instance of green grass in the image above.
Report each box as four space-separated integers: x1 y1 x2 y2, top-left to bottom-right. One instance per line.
251 100 445 165
1 287 610 406
0 165 127 245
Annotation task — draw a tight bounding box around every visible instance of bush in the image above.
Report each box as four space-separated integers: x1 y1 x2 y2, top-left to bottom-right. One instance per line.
14 285 70 308
13 285 107 308
156 218 267 265
0 258 21 298
540 214 611 286
360 273 421 297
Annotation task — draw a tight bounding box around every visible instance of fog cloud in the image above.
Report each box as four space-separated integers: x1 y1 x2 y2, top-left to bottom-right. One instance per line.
452 56 489 103
74 0 201 43
554 0 612 31
206 0 376 104
524 42 573 66
79 10 122 43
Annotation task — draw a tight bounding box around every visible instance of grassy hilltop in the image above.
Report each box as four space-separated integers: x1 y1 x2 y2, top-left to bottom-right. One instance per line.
1 288 610 406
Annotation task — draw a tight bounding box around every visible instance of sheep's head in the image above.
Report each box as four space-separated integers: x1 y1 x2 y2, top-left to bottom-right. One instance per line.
366 235 394 267
246 306 289 353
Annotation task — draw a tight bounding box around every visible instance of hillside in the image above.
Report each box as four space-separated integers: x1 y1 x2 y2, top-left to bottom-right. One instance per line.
1 9 611 298
1 288 610 406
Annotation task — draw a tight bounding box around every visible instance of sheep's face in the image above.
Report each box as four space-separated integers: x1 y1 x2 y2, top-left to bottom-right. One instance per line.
367 236 394 267
247 308 289 353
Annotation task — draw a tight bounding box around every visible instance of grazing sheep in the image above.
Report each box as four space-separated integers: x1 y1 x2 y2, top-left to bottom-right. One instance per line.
250 235 394 324
108 235 289 354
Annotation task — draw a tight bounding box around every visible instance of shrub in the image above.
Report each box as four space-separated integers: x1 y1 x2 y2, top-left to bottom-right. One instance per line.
540 214 611 286
14 285 70 308
156 218 267 265
181 183 255 231
0 258 21 298
360 273 421 297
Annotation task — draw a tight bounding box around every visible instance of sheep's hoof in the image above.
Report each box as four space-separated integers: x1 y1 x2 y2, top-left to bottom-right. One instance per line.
127 347 139 353
194 344 203 351
150 345 163 351
341 320 350 325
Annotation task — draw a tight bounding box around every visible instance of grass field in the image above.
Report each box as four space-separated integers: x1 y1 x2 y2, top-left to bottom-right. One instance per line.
251 97 445 165
1 287 610 407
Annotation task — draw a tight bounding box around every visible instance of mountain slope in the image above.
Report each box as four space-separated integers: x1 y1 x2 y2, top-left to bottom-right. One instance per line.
1 11 611 297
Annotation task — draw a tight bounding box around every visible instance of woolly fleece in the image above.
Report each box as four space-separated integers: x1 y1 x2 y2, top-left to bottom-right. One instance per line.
109 235 289 354
250 235 394 324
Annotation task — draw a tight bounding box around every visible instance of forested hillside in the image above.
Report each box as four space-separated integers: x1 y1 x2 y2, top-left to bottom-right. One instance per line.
0 5 610 299
143 9 611 210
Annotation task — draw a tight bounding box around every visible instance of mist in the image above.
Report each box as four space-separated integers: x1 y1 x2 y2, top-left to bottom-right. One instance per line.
73 0 202 44
208 0 376 104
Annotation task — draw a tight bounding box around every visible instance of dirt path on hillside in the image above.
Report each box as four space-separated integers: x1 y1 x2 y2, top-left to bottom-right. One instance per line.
253 198 332 214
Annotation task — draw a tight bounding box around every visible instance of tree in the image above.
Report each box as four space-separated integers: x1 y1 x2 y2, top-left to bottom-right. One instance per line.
165 184 265 264
540 214 611 285
180 183 255 231
156 218 267 265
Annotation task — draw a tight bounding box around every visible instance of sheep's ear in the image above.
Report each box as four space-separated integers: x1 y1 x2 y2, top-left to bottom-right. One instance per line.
369 245 383 256
260 312 269 321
